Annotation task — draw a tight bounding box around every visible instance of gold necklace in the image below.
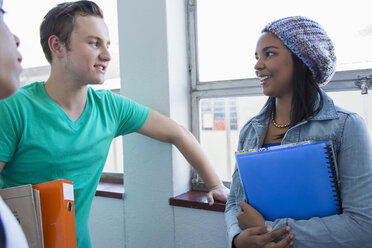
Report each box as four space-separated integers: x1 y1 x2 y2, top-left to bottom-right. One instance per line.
271 112 290 128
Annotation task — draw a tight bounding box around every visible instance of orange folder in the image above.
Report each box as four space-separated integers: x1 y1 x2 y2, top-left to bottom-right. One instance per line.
32 179 77 248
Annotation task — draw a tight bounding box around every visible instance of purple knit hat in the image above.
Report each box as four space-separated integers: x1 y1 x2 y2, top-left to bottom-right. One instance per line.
262 16 336 86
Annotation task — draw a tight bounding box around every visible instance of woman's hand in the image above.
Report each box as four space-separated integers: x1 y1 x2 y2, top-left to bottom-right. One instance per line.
206 183 230 205
237 201 264 229
234 225 294 248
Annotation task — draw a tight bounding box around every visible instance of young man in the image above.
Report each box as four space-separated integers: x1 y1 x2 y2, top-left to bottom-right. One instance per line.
0 1 228 247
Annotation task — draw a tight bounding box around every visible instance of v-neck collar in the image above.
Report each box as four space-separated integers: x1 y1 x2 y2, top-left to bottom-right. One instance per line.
38 82 91 130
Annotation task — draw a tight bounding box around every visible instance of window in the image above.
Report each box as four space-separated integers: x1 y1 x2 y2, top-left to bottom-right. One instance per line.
189 0 372 186
4 0 124 176
200 98 237 131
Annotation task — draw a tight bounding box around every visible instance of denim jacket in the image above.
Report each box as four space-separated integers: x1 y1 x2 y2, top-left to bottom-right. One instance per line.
225 91 372 248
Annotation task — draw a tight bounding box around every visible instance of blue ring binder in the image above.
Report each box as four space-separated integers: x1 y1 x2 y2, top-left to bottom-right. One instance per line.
324 145 342 213
236 141 342 221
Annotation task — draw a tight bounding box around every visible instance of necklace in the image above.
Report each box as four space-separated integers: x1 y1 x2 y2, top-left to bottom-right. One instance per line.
271 112 290 128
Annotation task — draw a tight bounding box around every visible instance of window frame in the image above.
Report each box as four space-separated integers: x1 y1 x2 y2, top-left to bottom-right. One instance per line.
187 0 372 190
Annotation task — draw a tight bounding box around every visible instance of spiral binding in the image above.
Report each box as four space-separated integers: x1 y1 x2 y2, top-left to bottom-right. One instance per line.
324 145 342 214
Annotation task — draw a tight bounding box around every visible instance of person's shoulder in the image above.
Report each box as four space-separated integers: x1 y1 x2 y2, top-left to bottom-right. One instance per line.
14 81 43 97
333 105 362 120
87 88 142 111
88 88 130 102
331 104 367 128
333 104 355 115
88 87 111 97
89 87 111 94
88 88 115 103
321 91 358 117
0 82 41 106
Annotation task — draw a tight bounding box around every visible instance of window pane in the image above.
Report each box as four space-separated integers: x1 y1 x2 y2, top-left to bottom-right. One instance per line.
196 0 372 82
199 96 268 181
3 0 120 90
103 137 124 173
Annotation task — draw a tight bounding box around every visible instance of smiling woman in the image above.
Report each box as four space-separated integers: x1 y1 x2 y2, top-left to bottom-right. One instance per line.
225 15 372 248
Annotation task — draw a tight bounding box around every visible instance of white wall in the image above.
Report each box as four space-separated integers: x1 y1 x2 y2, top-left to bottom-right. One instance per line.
89 0 228 247
89 197 124 248
90 197 227 248
173 207 227 248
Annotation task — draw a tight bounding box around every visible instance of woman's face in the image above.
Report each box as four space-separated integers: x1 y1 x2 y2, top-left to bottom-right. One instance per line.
0 0 23 100
254 32 293 100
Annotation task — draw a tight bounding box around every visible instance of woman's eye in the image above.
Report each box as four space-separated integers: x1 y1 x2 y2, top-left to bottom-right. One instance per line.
266 51 275 57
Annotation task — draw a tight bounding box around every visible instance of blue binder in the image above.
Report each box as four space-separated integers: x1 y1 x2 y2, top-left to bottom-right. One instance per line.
235 141 342 221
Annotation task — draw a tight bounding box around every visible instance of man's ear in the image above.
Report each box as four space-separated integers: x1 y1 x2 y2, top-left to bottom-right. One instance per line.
48 35 65 58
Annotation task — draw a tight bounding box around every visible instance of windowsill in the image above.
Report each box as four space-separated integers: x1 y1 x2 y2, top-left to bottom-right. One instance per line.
95 183 226 212
169 191 226 212
95 182 124 199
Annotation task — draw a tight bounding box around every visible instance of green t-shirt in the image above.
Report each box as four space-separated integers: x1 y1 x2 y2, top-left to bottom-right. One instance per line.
0 82 149 248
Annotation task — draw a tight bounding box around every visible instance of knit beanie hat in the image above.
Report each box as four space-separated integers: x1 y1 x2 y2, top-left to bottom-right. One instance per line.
262 16 336 86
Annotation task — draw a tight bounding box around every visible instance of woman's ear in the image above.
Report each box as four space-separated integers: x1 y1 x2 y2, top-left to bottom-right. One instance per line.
48 35 65 59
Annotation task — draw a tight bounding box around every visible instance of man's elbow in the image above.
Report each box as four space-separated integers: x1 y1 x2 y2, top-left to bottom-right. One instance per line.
169 124 191 145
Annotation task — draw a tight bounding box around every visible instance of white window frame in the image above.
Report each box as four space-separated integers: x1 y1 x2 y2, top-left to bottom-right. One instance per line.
187 0 372 190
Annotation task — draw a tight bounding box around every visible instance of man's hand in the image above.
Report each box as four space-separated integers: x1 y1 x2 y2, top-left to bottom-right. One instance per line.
237 201 264 229
234 225 294 248
206 184 230 205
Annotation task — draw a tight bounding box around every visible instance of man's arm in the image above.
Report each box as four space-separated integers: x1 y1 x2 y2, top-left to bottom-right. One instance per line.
137 109 229 204
0 161 5 173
